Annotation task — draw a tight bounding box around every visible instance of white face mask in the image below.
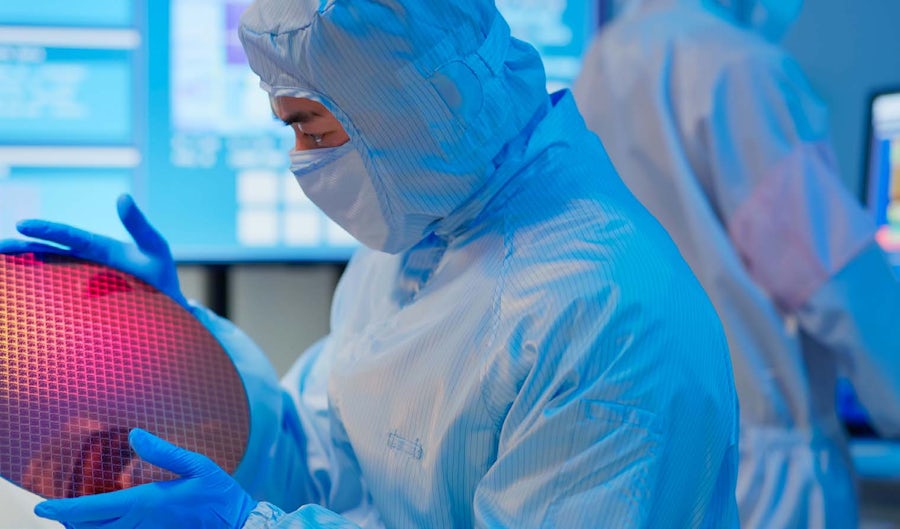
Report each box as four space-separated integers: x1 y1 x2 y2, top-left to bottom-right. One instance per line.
290 143 399 252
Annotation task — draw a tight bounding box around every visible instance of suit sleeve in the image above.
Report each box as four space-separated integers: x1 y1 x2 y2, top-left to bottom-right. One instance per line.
704 53 875 311
190 305 380 525
705 54 900 436
795 242 900 437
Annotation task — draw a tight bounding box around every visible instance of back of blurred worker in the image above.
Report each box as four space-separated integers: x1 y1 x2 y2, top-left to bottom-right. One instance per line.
574 0 900 527
5 0 740 528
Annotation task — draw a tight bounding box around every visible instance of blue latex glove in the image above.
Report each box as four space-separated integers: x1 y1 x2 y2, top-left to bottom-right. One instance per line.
0 194 188 309
34 428 257 529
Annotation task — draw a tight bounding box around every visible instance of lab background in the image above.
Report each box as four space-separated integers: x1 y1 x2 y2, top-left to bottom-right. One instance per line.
1 0 899 527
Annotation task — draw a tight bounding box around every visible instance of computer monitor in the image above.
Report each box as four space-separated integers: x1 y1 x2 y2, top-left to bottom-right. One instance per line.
833 89 900 438
0 0 599 263
863 89 900 266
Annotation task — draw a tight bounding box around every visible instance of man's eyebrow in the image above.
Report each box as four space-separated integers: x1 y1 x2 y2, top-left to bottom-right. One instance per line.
273 109 321 126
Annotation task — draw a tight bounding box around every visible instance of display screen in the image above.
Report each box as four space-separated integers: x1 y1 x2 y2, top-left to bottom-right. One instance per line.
865 90 900 264
836 89 900 438
0 0 598 262
0 1 142 247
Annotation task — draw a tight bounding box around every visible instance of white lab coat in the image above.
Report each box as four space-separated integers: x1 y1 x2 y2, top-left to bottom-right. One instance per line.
574 0 900 527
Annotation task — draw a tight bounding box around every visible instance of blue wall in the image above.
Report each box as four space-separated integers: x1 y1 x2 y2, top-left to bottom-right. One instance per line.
783 0 900 198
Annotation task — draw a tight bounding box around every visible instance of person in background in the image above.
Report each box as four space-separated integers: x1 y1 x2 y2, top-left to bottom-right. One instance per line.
573 0 900 527
3 0 739 527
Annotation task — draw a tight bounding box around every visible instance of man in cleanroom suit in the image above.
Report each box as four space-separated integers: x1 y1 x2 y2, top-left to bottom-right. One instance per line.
574 0 900 527
6 0 739 527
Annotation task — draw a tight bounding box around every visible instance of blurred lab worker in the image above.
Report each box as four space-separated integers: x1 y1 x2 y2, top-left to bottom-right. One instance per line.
573 0 900 527
6 0 740 527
